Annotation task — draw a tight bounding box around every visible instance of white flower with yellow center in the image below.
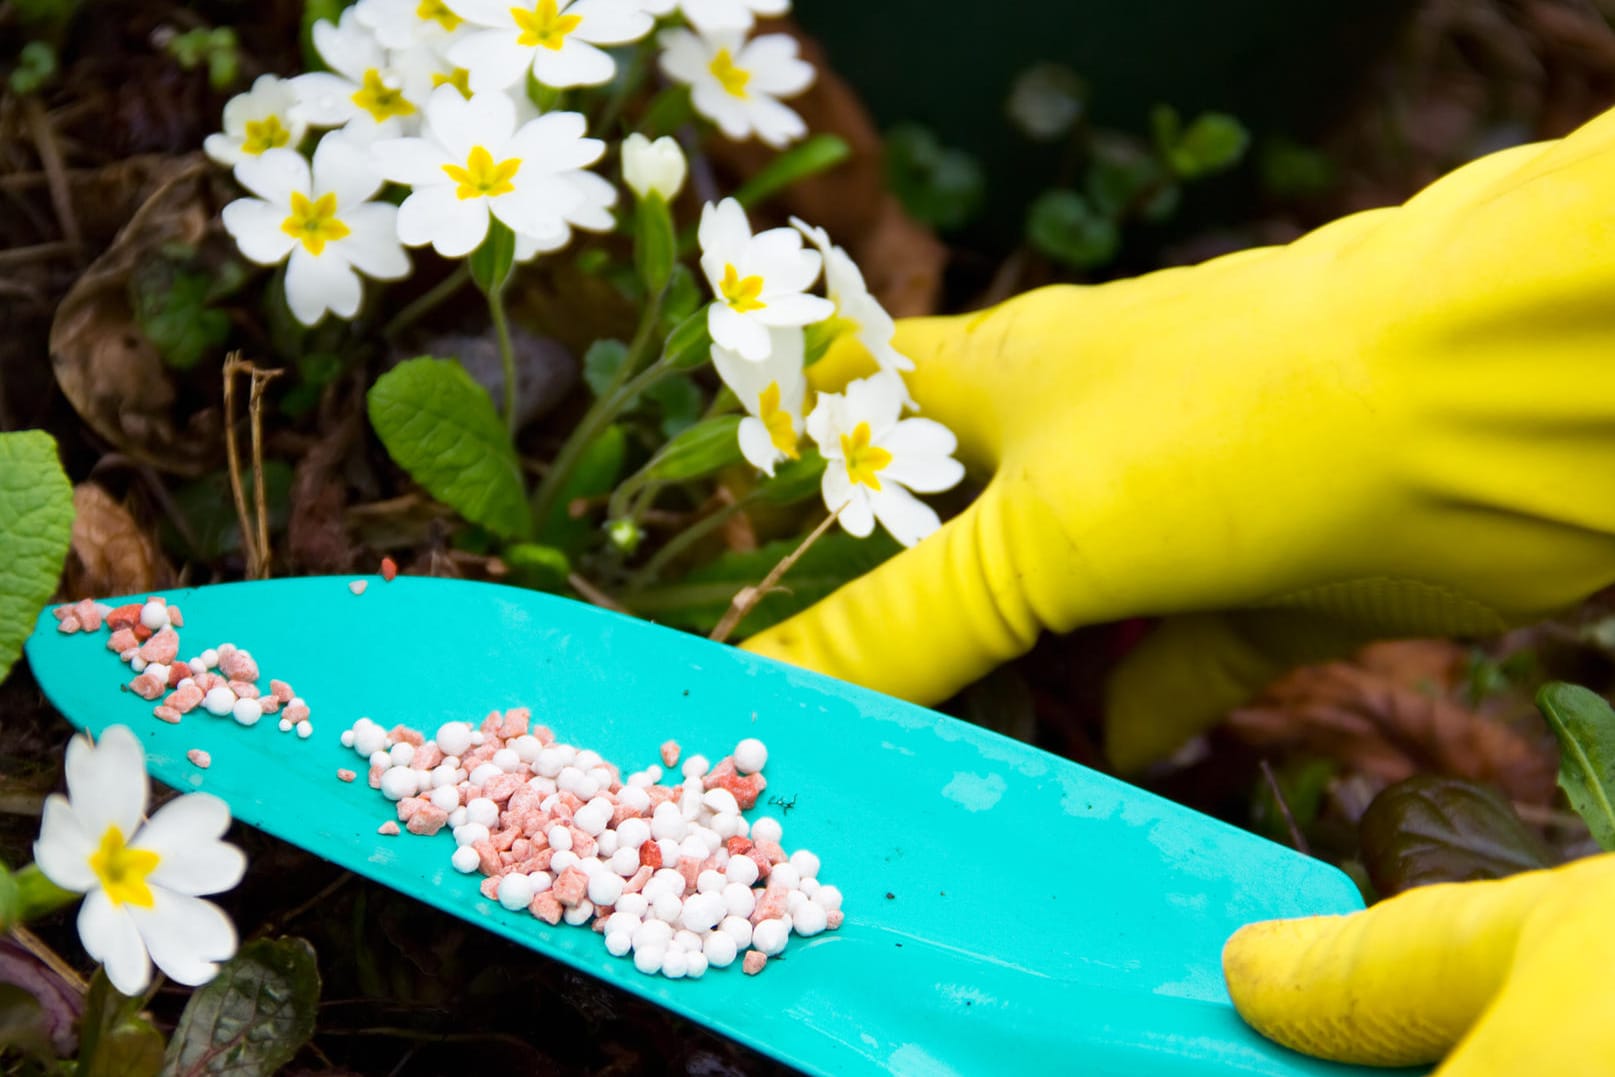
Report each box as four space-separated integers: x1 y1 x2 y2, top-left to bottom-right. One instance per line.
204 75 309 167
698 197 833 362
32 726 245 997
658 27 812 148
373 86 610 258
636 0 786 34
791 217 913 377
222 133 410 326
355 0 467 48
446 0 652 92
290 10 423 139
807 372 964 546
712 327 805 475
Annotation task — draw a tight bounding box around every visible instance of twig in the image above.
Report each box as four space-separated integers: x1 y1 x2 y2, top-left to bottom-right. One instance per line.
8 924 88 996
22 97 82 256
1258 758 1310 856
568 572 627 613
710 507 841 644
248 364 283 577
0 240 79 267
222 353 258 574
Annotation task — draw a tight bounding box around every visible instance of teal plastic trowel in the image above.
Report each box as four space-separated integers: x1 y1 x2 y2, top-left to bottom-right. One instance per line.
26 577 1409 1076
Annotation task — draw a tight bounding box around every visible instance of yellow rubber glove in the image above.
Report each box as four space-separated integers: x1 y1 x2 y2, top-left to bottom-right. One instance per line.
1223 852 1615 1073
745 105 1615 771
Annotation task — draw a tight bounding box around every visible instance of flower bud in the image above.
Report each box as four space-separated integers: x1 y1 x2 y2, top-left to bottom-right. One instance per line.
622 133 687 201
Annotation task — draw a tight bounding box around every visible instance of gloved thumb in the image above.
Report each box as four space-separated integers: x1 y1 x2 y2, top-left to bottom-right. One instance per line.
1223 854 1615 1073
743 479 1050 704
1103 610 1377 773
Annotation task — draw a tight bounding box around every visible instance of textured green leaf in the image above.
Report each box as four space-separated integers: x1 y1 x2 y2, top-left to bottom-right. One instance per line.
1026 189 1119 270
660 310 711 373
630 529 902 637
1153 105 1250 180
1359 775 1554 897
368 358 529 540
644 375 702 438
161 937 318 1077
534 424 626 555
1536 682 1615 851
732 134 851 210
582 339 629 398
0 431 74 683
79 970 164 1077
883 124 985 232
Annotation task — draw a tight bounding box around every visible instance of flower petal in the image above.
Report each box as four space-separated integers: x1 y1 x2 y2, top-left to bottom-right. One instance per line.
745 96 806 148
288 72 360 127
233 147 311 208
680 0 752 33
65 726 147 840
737 417 779 475
129 891 237 986
444 0 514 27
739 34 813 96
559 170 616 231
656 29 708 84
285 246 363 325
869 484 941 547
78 889 152 997
33 794 96 892
221 199 298 266
311 11 384 84
450 30 532 93
532 38 615 88
572 0 652 44
709 302 770 361
312 131 385 207
755 293 835 329
697 197 751 264
135 793 246 896
371 135 452 187
338 203 411 280
398 184 488 255
506 112 602 172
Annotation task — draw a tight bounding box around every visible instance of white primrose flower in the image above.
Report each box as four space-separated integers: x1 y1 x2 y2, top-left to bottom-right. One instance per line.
621 132 686 201
32 726 245 997
204 74 309 166
712 327 805 475
355 0 467 49
698 197 833 362
658 28 812 148
373 86 611 258
791 217 914 377
807 371 965 547
290 10 423 139
447 0 653 92
222 133 410 326
634 0 787 33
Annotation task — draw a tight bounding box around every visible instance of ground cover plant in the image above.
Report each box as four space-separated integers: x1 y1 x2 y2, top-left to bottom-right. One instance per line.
9 0 1615 1072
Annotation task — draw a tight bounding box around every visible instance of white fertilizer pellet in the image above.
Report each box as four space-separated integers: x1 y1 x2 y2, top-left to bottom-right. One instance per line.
336 708 843 979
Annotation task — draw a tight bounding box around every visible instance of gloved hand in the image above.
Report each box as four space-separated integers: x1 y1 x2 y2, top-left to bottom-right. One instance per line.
1223 852 1615 1073
745 106 1615 772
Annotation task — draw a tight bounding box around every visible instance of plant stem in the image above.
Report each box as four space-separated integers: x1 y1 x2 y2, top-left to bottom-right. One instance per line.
626 492 754 593
383 265 470 340
529 291 666 525
710 507 841 643
487 285 518 436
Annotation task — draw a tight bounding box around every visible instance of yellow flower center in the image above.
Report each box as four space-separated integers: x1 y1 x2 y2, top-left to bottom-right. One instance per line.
280 191 351 256
351 68 416 123
417 0 463 31
442 145 522 200
241 114 291 155
841 421 891 491
708 48 750 98
758 382 799 459
511 0 583 50
719 263 765 313
88 824 159 909
432 66 474 98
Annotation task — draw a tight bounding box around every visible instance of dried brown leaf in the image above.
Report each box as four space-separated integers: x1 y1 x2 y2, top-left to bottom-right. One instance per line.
702 22 946 318
49 156 225 476
1228 641 1556 804
62 483 172 600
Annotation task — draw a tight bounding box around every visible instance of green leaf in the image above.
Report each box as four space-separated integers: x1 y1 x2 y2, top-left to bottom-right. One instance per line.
753 448 826 505
0 863 17 931
160 937 319 1077
639 84 693 139
1536 682 1615 851
644 375 702 438
13 864 75 922
79 970 164 1077
660 310 711 373
1153 105 1250 180
630 529 902 637
162 463 293 562
535 424 626 554
732 135 851 210
469 220 516 295
1359 775 1555 897
582 339 629 398
367 358 529 540
634 195 676 295
9 41 57 95
504 543 570 591
1258 137 1336 199
644 416 742 482
883 124 986 232
659 264 702 329
1026 190 1120 270
1084 135 1168 219
0 431 74 683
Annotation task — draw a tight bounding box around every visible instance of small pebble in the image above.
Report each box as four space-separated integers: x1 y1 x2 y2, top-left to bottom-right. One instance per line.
378 821 401 836
349 579 368 595
380 556 398 582
186 749 211 769
337 768 357 783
